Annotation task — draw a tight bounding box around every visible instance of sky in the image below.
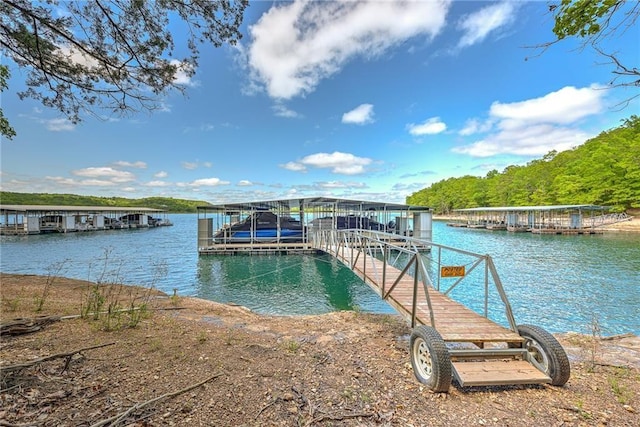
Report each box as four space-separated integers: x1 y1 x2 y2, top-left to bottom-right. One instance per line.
1 1 639 205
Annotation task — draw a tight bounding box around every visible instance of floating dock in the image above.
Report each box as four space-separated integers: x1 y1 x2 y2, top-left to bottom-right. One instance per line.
448 205 631 234
0 204 172 235
197 197 432 255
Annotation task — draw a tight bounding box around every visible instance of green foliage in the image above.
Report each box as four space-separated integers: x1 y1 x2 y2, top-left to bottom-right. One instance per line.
552 0 621 40
1 0 248 133
0 192 212 213
407 116 640 213
0 65 16 140
547 0 639 92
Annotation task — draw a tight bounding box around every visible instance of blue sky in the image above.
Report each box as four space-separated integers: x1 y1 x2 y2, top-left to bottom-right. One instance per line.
2 1 638 204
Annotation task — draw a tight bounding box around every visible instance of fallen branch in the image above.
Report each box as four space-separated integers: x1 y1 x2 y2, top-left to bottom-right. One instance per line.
89 372 223 427
305 411 375 426
0 342 116 375
600 332 635 341
0 316 61 336
254 397 282 420
62 305 187 321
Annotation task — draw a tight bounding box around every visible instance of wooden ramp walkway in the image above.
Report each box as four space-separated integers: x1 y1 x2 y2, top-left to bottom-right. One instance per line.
321 241 558 389
325 244 522 344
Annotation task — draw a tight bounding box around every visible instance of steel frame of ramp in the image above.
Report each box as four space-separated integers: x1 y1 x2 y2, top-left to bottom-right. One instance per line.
310 229 569 390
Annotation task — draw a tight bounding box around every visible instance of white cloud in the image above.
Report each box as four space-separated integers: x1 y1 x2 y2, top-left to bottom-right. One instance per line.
454 85 605 157
45 118 75 131
46 176 76 185
145 180 169 187
154 171 168 178
55 45 100 68
288 152 373 175
490 85 604 125
238 180 253 186
182 162 199 170
457 2 516 48
248 0 451 99
407 117 447 136
317 181 368 189
171 59 196 86
342 104 375 125
80 179 117 186
114 161 147 169
71 167 135 183
189 178 230 187
459 118 494 136
273 103 302 118
280 161 308 172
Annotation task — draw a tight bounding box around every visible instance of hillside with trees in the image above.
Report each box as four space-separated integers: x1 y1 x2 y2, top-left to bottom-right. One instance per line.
407 116 640 214
0 192 211 213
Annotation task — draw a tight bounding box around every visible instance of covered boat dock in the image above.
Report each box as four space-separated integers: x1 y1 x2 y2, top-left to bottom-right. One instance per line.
448 205 628 234
197 197 433 254
0 204 172 235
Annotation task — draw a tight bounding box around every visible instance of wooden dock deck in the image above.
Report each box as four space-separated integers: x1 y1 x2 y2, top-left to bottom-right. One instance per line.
325 244 523 344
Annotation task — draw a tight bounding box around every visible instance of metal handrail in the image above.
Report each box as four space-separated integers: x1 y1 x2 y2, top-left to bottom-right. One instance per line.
310 228 518 332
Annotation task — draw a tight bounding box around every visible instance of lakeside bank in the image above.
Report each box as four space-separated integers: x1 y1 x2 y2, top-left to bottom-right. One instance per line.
1 273 639 426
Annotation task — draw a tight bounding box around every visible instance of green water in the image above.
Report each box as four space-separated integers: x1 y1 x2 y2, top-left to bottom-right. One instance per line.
196 253 394 315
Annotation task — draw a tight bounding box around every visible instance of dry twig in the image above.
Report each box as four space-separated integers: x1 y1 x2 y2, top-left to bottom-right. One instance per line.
89 372 223 427
0 342 116 375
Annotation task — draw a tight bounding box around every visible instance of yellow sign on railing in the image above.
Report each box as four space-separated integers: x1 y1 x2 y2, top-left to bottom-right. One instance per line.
441 266 465 277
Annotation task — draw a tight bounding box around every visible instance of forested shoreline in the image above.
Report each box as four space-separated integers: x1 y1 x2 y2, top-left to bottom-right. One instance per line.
407 116 640 214
3 117 638 215
0 192 210 213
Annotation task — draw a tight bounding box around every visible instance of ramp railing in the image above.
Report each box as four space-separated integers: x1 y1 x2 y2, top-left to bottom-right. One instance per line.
310 228 518 331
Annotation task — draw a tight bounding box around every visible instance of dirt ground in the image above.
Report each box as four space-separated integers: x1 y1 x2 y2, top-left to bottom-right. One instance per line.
1 273 639 427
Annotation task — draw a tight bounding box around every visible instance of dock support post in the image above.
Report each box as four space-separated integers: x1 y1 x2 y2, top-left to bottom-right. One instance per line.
411 255 419 328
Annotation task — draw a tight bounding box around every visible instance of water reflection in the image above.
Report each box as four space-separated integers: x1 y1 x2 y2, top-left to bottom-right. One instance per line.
196 254 393 315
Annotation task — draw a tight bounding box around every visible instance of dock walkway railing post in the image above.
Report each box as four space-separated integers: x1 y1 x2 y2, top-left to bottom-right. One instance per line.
310 228 519 334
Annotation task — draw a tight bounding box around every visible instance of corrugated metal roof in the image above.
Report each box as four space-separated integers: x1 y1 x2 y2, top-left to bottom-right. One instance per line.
454 205 608 212
198 197 430 212
0 205 164 212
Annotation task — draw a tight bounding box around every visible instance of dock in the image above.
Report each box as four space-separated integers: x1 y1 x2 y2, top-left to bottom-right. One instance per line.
314 228 570 391
448 205 632 234
0 204 172 235
196 197 571 392
197 197 432 255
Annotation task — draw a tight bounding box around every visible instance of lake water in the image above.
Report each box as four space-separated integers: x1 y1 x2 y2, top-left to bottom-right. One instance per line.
1 214 638 336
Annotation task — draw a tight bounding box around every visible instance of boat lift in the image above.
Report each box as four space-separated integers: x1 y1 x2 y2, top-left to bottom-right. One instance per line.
311 228 571 392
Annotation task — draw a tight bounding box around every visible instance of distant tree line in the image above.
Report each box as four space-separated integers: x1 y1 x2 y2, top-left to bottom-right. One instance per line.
0 192 211 213
407 116 640 214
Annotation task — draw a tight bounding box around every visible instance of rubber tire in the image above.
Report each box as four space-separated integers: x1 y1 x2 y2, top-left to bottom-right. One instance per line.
410 325 452 392
517 324 571 386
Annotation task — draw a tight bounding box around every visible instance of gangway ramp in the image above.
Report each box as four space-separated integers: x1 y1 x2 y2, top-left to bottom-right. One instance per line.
312 229 570 392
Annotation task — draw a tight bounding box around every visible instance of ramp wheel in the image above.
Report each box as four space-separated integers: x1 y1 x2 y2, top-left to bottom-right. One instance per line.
517 324 570 386
410 325 451 392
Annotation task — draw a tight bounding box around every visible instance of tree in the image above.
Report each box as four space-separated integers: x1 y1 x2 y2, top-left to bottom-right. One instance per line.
0 0 248 138
546 0 639 103
0 64 16 140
